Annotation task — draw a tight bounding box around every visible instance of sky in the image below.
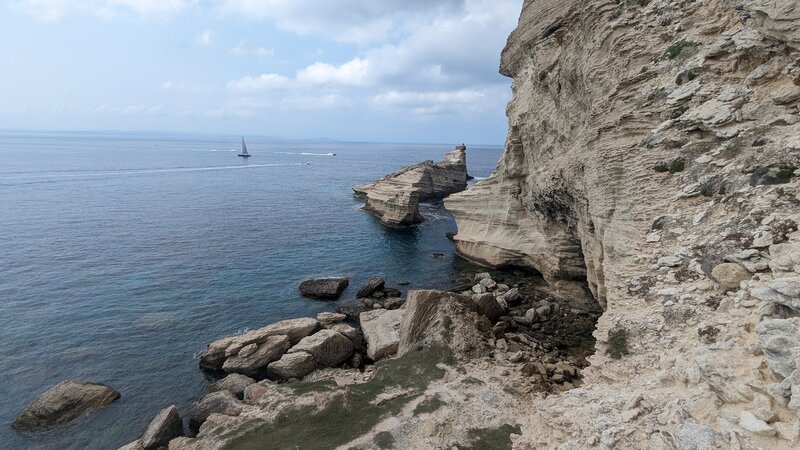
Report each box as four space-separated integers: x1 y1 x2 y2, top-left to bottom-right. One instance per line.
0 0 523 144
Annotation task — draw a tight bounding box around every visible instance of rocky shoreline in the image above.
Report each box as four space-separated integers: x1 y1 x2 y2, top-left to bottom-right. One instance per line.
10 261 600 449
114 267 599 449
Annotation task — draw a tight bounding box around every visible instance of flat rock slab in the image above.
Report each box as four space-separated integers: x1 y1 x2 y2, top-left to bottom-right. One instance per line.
299 277 350 299
360 308 404 361
267 352 316 380
13 380 121 430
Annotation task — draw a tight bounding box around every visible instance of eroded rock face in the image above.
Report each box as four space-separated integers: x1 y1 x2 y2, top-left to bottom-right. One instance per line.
189 391 245 432
12 381 120 431
287 329 354 368
266 352 316 380
221 335 292 377
208 374 255 399
354 145 468 228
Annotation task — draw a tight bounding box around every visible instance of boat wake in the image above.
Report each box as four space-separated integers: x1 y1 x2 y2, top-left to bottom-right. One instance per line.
0 163 308 183
275 151 336 156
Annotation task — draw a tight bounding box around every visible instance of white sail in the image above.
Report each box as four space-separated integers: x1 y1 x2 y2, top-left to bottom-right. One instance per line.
240 137 249 156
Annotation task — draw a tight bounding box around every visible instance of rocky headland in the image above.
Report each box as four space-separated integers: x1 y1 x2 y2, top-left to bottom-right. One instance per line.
16 0 800 448
353 144 469 228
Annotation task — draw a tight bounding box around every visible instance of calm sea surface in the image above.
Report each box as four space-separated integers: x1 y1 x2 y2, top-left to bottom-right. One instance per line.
0 131 502 449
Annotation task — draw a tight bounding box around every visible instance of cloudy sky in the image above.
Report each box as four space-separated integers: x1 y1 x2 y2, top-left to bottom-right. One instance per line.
0 0 522 143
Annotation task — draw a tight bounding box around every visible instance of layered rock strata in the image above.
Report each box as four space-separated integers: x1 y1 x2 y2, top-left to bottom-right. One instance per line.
445 0 800 448
354 145 468 227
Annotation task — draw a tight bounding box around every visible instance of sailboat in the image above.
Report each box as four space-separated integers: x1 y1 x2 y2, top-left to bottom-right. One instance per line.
238 137 251 158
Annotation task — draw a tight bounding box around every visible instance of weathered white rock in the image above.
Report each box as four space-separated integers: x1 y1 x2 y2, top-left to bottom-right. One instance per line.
189 391 244 432
140 405 183 450
266 352 316 380
360 308 404 361
200 317 319 370
316 312 346 325
208 374 255 399
288 329 354 367
739 410 776 435
711 263 751 290
222 335 291 377
354 146 468 227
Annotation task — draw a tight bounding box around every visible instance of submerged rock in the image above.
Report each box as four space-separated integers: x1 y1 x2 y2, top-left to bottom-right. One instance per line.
12 381 120 431
140 405 183 450
353 145 468 228
299 277 350 299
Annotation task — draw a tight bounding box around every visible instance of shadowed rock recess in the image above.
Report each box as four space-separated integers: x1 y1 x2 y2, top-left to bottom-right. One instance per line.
120 0 800 448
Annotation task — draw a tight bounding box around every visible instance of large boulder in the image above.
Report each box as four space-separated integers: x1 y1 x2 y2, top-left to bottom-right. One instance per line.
12 381 120 431
398 290 489 358
299 277 349 299
221 335 291 377
189 391 244 432
473 293 504 322
266 352 317 380
360 308 404 361
200 317 318 370
140 405 183 450
288 329 354 367
208 374 255 399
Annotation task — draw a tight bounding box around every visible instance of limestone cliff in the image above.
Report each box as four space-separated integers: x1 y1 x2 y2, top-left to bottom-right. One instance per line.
446 0 800 448
354 145 468 227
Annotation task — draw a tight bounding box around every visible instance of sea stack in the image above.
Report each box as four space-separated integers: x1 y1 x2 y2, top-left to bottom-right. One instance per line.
354 145 468 228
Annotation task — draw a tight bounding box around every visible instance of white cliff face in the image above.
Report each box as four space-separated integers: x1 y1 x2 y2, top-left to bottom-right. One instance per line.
447 0 800 447
354 146 468 228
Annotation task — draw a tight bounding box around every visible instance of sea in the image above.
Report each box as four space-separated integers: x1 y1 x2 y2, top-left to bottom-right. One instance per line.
0 131 503 449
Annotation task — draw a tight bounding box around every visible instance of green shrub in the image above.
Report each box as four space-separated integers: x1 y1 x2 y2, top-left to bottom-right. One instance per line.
607 328 630 359
669 159 686 173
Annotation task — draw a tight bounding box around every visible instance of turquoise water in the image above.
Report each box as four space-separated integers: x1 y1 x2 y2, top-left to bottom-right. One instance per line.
0 132 502 449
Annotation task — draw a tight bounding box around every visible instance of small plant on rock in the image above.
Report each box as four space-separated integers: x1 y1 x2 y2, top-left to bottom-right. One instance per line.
666 40 697 59
607 328 630 359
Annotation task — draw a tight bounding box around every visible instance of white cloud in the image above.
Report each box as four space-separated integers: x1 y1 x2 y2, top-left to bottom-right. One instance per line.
106 0 192 17
296 58 371 87
93 104 164 115
9 0 193 20
231 41 274 57
226 73 291 91
9 0 82 21
280 94 352 110
373 89 490 115
218 0 466 44
196 30 213 45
